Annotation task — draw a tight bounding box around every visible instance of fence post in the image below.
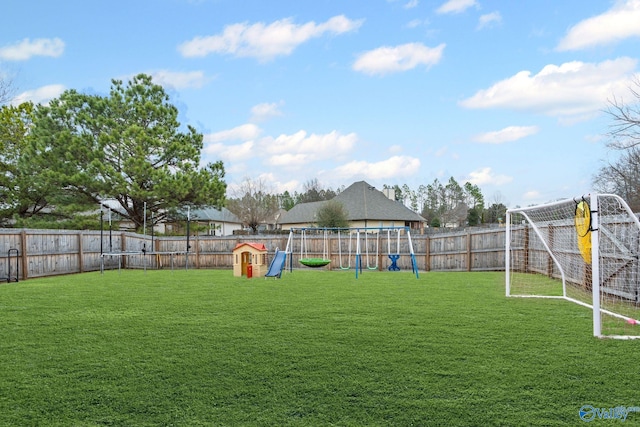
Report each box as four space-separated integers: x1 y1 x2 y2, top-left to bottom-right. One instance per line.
20 230 28 280
195 234 200 269
424 235 430 272
121 232 127 269
466 232 472 272
78 232 84 273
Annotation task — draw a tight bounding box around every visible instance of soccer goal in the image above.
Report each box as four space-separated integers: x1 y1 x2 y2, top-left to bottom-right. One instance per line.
506 194 640 339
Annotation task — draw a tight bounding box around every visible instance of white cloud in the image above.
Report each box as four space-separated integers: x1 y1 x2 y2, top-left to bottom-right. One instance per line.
465 167 512 186
436 0 478 14
406 19 428 29
473 126 539 144
226 173 299 195
266 152 310 167
459 58 638 117
263 130 358 167
404 0 419 9
477 12 502 30
557 0 640 51
178 15 363 61
205 125 358 171
389 144 403 154
250 102 284 122
434 146 448 157
0 37 64 61
585 133 605 144
204 140 255 162
225 162 249 176
332 155 421 180
204 123 262 143
353 42 445 76
149 70 209 89
11 84 65 106
523 190 542 201
272 179 301 194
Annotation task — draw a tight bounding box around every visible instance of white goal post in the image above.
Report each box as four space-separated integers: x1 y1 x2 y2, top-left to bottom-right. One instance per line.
506 194 640 339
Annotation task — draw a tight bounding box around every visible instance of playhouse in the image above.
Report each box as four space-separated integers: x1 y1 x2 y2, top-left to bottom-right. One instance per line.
233 242 268 278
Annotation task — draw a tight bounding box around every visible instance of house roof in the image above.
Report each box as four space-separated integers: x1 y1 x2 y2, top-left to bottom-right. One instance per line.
278 200 325 224
278 181 426 225
190 207 242 224
233 242 267 252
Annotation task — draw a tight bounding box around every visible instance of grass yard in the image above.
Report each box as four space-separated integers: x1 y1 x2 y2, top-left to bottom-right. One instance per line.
0 269 639 426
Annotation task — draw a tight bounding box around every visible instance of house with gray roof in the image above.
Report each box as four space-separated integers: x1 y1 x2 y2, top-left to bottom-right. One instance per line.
192 207 243 236
278 181 426 232
165 207 243 236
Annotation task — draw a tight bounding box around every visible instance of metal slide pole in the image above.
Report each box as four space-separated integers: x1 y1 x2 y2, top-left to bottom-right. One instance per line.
285 229 294 272
406 227 419 279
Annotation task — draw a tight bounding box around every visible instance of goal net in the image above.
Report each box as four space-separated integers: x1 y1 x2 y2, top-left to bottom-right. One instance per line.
506 194 640 339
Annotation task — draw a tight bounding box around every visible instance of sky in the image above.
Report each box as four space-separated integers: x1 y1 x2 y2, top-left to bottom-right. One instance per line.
2 0 640 208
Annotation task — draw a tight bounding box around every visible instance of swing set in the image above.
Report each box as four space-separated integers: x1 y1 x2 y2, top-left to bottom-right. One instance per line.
284 226 419 279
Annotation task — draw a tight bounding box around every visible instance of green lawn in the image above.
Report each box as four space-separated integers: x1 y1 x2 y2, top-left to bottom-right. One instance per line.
0 269 638 426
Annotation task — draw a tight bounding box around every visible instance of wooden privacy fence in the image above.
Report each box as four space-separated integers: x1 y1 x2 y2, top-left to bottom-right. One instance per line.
0 227 507 280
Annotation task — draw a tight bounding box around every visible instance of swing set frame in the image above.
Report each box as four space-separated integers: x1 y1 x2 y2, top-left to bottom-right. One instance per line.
284 226 419 279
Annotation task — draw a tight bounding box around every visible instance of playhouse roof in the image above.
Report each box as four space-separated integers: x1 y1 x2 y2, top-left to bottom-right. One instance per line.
233 242 267 252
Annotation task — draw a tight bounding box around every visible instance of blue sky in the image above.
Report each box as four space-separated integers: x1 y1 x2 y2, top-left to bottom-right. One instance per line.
2 0 640 208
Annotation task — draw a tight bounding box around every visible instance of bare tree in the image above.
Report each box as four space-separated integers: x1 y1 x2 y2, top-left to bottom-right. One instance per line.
605 76 640 150
227 177 279 233
298 178 336 203
593 148 640 211
485 192 508 224
596 78 640 210
0 74 16 105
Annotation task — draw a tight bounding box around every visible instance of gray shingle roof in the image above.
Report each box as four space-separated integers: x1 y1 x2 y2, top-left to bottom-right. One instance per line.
190 207 242 224
277 200 325 224
278 181 426 225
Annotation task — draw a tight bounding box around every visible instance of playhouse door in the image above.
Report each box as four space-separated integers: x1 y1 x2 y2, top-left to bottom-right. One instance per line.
241 251 251 276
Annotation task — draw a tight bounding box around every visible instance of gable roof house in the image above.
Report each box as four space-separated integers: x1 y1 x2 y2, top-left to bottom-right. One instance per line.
259 208 288 232
278 181 426 232
165 207 243 236
190 207 243 236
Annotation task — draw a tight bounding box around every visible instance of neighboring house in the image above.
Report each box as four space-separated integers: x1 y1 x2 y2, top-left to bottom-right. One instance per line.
186 207 243 236
163 207 243 236
442 203 470 228
259 208 287 232
278 181 427 232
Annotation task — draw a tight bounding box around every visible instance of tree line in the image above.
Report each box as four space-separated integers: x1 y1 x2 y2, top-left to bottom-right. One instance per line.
382 179 498 227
